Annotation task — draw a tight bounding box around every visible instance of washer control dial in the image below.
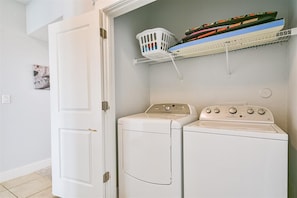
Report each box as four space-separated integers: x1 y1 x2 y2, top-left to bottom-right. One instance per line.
228 107 237 114
258 108 266 115
200 105 274 123
247 108 254 114
214 108 220 114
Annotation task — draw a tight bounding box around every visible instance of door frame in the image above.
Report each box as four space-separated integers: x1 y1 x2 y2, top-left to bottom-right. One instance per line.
96 0 156 197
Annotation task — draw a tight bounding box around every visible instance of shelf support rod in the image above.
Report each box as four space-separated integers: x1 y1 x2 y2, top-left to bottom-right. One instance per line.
225 42 231 75
169 54 183 81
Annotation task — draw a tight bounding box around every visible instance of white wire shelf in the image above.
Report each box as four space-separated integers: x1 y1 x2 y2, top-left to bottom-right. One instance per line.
134 27 297 65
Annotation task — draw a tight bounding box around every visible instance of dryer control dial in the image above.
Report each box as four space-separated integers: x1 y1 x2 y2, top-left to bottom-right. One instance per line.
164 106 171 111
146 103 195 114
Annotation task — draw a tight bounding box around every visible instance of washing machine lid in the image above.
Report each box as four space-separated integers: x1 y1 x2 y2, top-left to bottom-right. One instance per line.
184 120 288 140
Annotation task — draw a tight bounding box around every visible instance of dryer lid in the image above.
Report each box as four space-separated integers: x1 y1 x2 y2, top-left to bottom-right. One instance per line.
120 118 172 134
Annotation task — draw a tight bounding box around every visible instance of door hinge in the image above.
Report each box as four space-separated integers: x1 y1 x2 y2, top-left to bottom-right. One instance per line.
102 101 109 111
100 28 107 39
103 171 110 183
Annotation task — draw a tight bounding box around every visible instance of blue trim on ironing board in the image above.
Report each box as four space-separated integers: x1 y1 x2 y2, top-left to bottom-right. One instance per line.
169 19 285 51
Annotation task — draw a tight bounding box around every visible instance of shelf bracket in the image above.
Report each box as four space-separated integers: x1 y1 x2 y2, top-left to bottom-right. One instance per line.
169 54 183 81
291 27 297 36
224 42 231 75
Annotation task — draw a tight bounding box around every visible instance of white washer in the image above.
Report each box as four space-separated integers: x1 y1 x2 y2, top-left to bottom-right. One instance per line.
118 103 197 198
183 104 288 198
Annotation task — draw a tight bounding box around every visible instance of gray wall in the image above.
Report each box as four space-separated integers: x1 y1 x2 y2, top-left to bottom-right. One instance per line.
146 0 289 129
288 0 297 197
114 9 151 119
0 0 50 176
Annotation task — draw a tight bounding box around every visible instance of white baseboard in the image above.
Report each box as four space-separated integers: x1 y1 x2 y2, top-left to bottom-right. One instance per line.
0 158 51 183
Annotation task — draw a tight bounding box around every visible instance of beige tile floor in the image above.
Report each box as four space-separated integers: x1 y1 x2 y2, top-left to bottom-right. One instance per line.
0 167 58 198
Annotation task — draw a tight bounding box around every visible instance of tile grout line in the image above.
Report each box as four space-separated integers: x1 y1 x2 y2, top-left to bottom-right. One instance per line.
1 184 18 198
0 167 53 198
26 186 52 198
1 173 42 190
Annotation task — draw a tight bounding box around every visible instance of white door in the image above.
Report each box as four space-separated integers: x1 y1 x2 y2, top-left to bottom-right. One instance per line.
49 10 105 198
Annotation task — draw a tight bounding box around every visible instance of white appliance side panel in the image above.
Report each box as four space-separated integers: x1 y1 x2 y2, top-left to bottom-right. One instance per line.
122 129 171 184
183 131 288 198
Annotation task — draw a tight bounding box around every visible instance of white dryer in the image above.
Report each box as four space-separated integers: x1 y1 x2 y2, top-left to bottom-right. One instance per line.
118 103 197 198
183 104 288 198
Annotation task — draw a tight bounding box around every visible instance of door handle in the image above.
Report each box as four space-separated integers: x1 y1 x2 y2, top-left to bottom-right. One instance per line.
88 128 97 132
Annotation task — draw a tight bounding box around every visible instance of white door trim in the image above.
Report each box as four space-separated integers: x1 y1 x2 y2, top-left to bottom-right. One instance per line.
97 1 156 197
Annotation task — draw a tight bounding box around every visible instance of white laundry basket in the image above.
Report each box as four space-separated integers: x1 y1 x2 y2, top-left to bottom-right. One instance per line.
136 28 177 61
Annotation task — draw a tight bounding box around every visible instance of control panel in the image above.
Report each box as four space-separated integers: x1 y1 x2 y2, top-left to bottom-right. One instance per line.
146 103 195 115
200 105 274 123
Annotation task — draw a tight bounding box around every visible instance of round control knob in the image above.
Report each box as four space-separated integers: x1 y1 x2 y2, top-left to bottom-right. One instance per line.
247 108 254 114
214 108 220 114
258 108 266 115
229 107 237 114
165 106 171 111
206 108 211 114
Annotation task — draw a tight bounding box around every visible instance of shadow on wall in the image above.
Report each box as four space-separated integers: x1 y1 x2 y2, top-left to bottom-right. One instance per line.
289 144 297 198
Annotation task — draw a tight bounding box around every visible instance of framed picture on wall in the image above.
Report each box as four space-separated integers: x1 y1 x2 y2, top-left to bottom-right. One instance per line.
33 65 50 90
